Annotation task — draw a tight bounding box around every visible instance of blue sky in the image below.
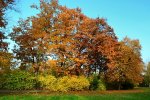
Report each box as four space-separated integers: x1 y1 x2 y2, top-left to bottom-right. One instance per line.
8 0 150 63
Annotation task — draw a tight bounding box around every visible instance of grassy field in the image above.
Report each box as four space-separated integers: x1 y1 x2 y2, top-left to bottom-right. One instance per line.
0 88 150 100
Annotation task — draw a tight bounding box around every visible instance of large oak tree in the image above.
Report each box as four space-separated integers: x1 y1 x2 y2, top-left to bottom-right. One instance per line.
10 0 119 76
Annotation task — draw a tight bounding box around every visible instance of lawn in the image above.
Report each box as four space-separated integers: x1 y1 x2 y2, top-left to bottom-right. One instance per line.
0 88 150 100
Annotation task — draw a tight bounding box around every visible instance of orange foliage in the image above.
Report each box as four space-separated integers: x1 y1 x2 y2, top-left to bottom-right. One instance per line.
10 0 143 87
106 37 143 85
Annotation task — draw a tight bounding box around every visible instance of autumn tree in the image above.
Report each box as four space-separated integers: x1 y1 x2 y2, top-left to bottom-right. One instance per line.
106 37 143 89
48 6 84 76
0 0 14 73
144 62 150 87
10 0 120 77
10 0 79 74
74 17 118 76
10 14 51 73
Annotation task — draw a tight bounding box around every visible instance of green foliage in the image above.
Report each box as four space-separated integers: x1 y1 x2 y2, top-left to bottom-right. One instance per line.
89 75 99 90
139 75 149 87
143 62 150 87
0 70 36 90
89 75 106 91
98 80 106 91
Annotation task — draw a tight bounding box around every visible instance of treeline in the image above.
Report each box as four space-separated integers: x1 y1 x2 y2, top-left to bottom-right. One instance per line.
0 0 144 91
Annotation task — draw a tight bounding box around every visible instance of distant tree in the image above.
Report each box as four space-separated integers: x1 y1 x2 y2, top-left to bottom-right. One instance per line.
145 62 150 87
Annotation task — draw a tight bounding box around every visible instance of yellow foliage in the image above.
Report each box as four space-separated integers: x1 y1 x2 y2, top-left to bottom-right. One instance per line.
68 76 90 91
37 75 90 92
55 76 70 92
37 75 57 91
56 76 90 92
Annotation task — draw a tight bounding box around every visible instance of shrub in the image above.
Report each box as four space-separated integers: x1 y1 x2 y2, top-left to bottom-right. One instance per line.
106 81 134 90
89 75 106 91
37 75 90 92
105 81 119 90
121 81 134 90
97 80 106 91
55 76 70 92
67 76 90 91
89 75 99 90
0 70 36 90
0 72 90 92
37 75 56 91
56 76 90 92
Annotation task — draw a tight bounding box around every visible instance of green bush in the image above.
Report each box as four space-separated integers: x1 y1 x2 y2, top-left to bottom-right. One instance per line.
89 74 106 91
98 80 106 91
89 75 99 90
0 70 36 90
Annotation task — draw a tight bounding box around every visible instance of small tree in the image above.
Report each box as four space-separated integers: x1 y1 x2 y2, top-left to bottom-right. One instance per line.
145 62 150 87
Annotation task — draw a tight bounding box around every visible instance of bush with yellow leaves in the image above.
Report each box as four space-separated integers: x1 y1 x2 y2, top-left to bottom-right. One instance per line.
37 75 57 91
56 76 90 92
55 76 70 92
68 76 90 91
37 75 90 92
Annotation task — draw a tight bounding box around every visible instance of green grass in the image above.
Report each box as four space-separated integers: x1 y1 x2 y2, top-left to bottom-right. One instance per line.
0 88 150 100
